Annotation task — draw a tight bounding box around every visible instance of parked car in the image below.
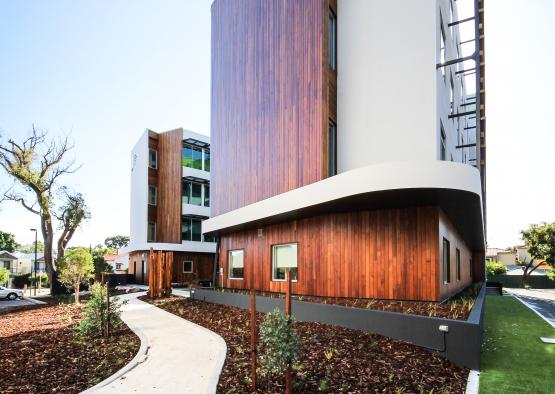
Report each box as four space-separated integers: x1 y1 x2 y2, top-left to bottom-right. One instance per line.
0 286 24 300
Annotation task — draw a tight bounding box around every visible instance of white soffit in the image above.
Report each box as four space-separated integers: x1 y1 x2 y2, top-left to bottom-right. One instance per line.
203 160 483 234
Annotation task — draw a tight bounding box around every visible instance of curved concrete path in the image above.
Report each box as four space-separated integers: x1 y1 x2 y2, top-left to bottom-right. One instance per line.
86 292 227 394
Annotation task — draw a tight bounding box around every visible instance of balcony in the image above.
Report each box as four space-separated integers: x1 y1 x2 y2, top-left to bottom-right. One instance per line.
182 202 210 217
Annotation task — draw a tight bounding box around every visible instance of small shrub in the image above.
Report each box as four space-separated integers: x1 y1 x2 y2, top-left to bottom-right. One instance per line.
259 308 302 376
12 273 32 289
75 283 127 337
0 267 9 285
486 260 507 276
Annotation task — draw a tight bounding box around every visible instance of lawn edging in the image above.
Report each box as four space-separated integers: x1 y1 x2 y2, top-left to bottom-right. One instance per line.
192 284 486 369
81 295 150 394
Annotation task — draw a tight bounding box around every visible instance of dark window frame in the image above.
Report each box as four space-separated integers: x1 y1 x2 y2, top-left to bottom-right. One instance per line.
456 248 461 281
329 7 337 70
148 149 158 170
443 237 451 284
328 119 337 176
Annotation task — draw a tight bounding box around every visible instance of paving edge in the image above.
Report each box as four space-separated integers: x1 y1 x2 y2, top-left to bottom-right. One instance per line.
80 294 151 394
22 297 47 305
465 370 480 394
506 292 555 329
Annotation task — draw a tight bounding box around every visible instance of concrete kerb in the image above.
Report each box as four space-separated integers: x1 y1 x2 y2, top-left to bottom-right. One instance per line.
465 370 480 394
81 292 151 394
22 297 47 305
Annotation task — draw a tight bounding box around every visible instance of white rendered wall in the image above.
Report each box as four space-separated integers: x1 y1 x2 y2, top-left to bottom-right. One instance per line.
129 130 149 247
337 0 472 172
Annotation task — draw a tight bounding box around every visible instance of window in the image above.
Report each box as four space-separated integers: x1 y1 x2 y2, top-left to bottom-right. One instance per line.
456 248 461 281
183 143 210 172
329 8 337 70
181 216 203 242
443 238 451 284
147 222 156 242
183 261 193 273
203 149 210 172
204 184 210 207
148 149 158 169
440 16 446 79
440 122 446 161
228 250 244 279
328 119 337 176
182 144 202 170
116 263 122 270
272 243 298 281
182 180 209 207
148 185 157 206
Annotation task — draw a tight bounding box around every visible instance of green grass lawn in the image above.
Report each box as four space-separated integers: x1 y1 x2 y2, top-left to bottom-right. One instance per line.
480 296 555 393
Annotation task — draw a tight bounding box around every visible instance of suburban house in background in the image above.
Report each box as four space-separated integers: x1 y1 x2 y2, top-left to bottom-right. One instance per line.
203 0 486 302
488 246 550 275
0 251 47 286
122 128 216 286
103 253 129 274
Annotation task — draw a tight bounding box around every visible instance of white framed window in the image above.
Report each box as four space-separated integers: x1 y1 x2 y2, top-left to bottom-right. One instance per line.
148 149 158 169
148 185 157 206
228 250 244 280
272 243 298 281
183 261 193 273
147 222 156 242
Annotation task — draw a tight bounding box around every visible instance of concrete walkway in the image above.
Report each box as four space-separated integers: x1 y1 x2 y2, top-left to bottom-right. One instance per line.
506 288 555 328
86 292 227 394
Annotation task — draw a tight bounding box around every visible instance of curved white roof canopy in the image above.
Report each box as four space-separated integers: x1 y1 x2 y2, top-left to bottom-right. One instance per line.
204 161 485 251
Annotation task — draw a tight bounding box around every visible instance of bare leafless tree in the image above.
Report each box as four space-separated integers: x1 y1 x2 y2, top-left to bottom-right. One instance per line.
0 126 82 292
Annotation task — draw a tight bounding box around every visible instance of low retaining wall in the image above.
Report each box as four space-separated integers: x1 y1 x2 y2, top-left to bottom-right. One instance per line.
488 274 555 289
192 284 486 370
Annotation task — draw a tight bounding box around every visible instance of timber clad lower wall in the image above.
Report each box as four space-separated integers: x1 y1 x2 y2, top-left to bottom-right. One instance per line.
218 206 473 302
128 250 214 286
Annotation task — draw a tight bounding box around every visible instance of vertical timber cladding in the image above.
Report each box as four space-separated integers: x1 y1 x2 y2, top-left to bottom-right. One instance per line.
219 207 449 302
171 252 215 284
156 129 183 243
438 210 473 300
211 0 331 216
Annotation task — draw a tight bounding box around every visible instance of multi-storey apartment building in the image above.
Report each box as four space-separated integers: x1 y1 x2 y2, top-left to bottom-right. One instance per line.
125 128 216 286
204 0 486 301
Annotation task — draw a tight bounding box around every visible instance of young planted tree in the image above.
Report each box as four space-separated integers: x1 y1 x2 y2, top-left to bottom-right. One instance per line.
0 230 19 252
58 248 94 303
259 308 302 377
0 127 87 293
520 222 555 286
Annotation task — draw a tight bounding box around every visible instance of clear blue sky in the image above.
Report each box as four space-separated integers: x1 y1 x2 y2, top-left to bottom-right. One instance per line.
0 0 553 249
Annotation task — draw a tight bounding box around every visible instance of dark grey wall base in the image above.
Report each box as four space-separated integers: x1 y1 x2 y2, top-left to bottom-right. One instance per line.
192 284 486 370
488 274 555 289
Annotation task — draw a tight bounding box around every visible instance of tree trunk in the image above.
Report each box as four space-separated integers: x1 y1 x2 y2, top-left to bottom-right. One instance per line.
41 212 65 295
75 282 80 304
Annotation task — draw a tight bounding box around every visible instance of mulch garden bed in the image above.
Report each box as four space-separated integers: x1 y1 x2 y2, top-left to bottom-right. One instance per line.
213 287 479 320
0 297 140 394
143 295 468 393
